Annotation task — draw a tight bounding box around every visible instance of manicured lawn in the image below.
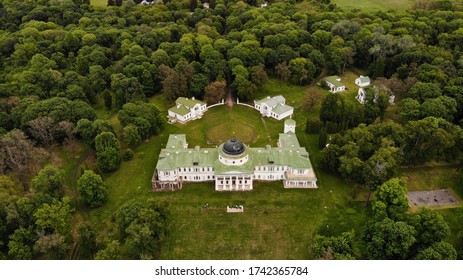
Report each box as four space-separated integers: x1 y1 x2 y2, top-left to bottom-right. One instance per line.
259 79 315 124
333 0 416 11
399 164 463 210
83 80 462 259
86 92 369 259
399 165 463 255
400 165 461 194
206 121 257 145
154 181 366 259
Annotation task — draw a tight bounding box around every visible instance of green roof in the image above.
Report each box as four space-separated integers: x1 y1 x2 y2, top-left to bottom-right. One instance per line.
176 97 206 108
169 104 190 116
358 76 370 83
250 147 311 169
324 76 344 88
254 95 286 107
278 133 300 148
156 134 313 172
165 134 187 149
285 119 296 126
214 157 254 174
273 103 293 115
157 148 218 171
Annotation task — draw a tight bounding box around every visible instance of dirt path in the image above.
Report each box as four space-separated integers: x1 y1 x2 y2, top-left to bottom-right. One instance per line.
226 84 234 107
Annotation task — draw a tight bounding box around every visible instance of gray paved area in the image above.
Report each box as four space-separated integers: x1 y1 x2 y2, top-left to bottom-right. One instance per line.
407 189 459 207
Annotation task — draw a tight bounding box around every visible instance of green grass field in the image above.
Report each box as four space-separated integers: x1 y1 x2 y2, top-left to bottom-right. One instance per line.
332 0 416 11
80 78 463 259
84 81 370 259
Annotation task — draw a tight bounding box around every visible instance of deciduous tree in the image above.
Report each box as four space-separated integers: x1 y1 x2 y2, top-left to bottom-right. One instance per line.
123 125 141 148
373 178 408 219
77 170 108 208
204 81 226 104
364 218 416 259
31 165 65 198
95 132 121 172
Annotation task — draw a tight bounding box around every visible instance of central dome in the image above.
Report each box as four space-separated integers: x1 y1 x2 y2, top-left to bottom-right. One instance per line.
222 137 245 155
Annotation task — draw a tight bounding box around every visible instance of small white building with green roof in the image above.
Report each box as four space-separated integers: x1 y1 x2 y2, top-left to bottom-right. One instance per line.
324 76 346 93
168 97 207 123
152 119 317 191
355 75 371 87
254 95 294 120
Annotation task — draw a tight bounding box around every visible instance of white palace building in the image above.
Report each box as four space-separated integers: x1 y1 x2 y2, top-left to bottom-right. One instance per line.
152 119 317 191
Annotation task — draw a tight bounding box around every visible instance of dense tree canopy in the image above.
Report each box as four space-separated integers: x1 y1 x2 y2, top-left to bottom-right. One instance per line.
118 102 164 140
115 200 170 259
31 165 65 199
1 0 463 261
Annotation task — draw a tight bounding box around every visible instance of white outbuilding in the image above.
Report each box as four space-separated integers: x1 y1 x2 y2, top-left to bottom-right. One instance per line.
355 76 371 87
254 95 294 120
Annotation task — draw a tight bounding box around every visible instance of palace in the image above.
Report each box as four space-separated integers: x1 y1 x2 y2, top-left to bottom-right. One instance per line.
152 119 317 191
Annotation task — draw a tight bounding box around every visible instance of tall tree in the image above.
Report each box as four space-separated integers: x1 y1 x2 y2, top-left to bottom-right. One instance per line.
76 224 98 260
31 165 65 198
77 170 108 208
204 81 226 104
364 218 416 260
275 62 290 82
27 117 55 146
409 208 450 248
110 74 145 109
318 127 328 149
373 178 408 219
0 130 40 190
94 132 121 172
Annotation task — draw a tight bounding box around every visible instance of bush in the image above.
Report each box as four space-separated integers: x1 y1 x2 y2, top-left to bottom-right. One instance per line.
122 149 134 161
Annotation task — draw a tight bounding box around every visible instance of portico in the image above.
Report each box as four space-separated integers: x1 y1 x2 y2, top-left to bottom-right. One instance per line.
152 120 317 191
215 174 253 191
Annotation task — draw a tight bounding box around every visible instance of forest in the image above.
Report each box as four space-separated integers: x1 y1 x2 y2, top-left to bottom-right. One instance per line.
1 0 463 259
